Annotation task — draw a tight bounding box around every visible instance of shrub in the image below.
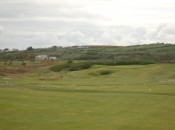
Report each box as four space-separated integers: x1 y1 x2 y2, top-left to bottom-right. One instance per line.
68 62 92 71
50 60 156 72
67 60 73 64
22 62 26 66
98 70 113 75
50 62 93 72
50 64 68 72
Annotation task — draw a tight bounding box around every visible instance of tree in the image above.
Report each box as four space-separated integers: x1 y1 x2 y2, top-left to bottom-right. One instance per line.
4 48 9 52
26 46 33 51
51 46 58 50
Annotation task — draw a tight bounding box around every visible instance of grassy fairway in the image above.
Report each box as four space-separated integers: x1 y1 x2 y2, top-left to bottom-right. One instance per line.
0 63 175 130
0 87 175 130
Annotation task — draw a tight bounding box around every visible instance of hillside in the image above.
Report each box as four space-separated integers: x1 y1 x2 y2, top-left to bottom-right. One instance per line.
0 43 175 62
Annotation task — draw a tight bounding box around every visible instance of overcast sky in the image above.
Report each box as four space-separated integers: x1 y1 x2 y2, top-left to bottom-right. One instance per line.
0 0 175 49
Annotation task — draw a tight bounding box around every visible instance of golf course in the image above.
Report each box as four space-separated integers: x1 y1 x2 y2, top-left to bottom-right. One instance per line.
1 0 175 128
0 61 175 130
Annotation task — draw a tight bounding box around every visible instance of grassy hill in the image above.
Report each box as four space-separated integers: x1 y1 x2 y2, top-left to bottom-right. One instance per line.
1 43 175 62
0 43 175 129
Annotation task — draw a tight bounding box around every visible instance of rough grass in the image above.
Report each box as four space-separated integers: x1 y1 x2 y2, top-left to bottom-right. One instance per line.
0 61 53 76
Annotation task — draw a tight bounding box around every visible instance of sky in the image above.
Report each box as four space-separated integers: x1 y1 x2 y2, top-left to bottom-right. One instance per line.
0 0 175 49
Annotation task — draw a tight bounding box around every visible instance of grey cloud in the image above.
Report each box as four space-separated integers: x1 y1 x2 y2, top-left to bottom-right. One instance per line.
64 32 84 43
0 0 175 49
130 27 147 39
0 1 102 20
1 23 175 49
0 21 104 49
95 24 175 45
97 31 118 45
154 25 175 42
97 26 148 45
0 19 103 35
0 26 4 34
155 24 167 36
163 26 175 35
57 24 104 46
0 31 59 49
56 25 150 46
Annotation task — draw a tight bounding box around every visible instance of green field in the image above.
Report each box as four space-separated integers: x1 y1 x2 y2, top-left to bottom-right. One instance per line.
0 63 175 130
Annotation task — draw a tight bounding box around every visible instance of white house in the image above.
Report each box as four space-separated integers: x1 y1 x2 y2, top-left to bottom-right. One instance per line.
35 55 48 60
49 57 57 60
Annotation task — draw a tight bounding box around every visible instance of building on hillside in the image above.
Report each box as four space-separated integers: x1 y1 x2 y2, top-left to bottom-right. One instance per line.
35 55 48 60
49 57 57 60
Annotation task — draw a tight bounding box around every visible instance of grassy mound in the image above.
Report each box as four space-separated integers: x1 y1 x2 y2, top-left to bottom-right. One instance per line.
89 70 114 76
50 62 92 72
98 70 114 75
50 60 156 72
